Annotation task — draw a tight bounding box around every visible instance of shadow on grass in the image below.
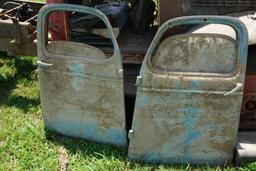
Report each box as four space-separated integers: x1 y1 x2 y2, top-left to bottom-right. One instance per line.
43 129 201 170
6 95 40 112
44 128 129 161
44 127 237 170
0 52 39 112
0 72 16 101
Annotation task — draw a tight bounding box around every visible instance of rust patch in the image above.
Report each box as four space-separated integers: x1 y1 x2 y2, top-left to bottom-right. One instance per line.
58 146 69 171
38 4 127 147
128 16 248 165
151 34 237 74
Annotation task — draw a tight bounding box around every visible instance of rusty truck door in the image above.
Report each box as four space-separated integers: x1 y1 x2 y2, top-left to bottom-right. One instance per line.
37 4 127 147
128 16 248 164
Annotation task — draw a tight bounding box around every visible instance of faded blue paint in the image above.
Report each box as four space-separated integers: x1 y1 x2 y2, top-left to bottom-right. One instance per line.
191 80 201 89
38 4 127 148
130 90 241 164
207 124 217 130
180 98 198 104
136 95 149 108
69 63 84 92
161 107 203 156
183 131 203 144
128 16 248 165
177 107 199 115
44 114 127 147
179 107 201 147
130 105 220 163
69 63 84 73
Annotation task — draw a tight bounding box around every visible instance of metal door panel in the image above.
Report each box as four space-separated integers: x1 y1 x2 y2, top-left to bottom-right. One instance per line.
37 4 127 147
151 34 237 73
128 16 248 164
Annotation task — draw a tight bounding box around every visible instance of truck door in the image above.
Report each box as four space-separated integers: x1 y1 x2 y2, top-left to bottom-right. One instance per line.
128 16 248 164
37 4 127 147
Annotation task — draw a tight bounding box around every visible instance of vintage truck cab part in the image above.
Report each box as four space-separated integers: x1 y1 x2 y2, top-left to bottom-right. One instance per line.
36 3 256 165
128 15 248 165
0 0 256 165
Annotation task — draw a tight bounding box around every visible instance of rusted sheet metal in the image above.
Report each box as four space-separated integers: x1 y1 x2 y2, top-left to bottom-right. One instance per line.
151 34 237 73
37 4 127 147
189 11 256 45
0 1 40 56
13 0 45 12
0 19 37 56
128 16 248 165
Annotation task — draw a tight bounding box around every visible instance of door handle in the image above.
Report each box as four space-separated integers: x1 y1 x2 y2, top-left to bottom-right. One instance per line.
37 61 53 68
224 83 243 96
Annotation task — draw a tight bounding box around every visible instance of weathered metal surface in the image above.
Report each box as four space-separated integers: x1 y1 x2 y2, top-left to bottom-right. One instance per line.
151 34 237 73
128 16 248 165
13 0 45 12
236 131 256 165
0 0 40 56
0 19 37 56
37 4 127 147
189 11 256 45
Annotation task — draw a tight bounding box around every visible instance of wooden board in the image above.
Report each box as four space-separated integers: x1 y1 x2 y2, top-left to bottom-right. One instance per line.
158 0 182 25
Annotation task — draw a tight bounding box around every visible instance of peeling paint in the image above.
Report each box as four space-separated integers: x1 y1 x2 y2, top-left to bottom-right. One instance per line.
38 4 127 147
128 16 248 165
69 63 84 92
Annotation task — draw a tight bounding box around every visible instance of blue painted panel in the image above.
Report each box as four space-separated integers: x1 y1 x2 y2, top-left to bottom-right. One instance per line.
38 4 127 147
128 16 248 165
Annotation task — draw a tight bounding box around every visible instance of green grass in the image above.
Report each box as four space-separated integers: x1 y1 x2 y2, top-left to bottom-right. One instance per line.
0 53 256 170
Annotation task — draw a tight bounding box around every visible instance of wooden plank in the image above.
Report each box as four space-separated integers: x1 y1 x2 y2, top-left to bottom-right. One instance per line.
158 0 182 25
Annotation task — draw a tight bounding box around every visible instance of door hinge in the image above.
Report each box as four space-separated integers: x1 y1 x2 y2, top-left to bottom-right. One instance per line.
118 69 123 78
135 76 142 86
128 129 135 139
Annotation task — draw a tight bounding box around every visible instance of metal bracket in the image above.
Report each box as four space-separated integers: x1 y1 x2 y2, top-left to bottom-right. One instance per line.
135 76 142 87
37 60 53 68
128 129 135 139
118 69 123 78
